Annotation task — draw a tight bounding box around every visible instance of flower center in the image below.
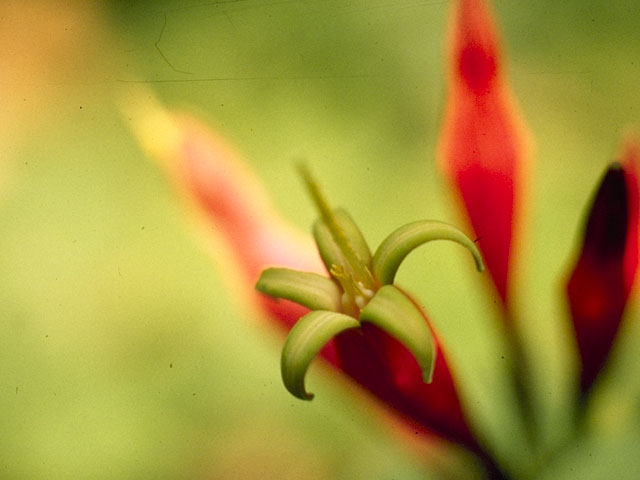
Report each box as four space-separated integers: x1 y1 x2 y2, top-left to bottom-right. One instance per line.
330 264 376 315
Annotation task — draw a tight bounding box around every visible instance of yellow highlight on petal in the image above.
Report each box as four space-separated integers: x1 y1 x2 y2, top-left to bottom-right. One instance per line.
120 87 325 323
119 87 183 170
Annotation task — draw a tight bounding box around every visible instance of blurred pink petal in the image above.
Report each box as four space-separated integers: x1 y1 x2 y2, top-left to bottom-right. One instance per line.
567 139 639 394
174 115 327 328
124 98 323 330
438 0 532 307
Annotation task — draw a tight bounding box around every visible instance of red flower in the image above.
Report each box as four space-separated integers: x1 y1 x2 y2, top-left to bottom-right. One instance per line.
438 0 532 308
567 139 639 395
127 100 486 457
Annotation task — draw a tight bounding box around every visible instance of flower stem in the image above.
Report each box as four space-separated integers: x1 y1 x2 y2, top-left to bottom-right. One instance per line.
503 313 541 467
475 447 512 480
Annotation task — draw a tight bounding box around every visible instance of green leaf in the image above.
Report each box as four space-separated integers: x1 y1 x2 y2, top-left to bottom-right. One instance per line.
281 310 360 400
359 285 436 383
372 220 484 285
255 267 341 311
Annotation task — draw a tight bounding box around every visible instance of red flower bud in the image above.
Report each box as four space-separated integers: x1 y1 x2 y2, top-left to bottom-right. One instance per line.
438 0 533 307
567 140 639 394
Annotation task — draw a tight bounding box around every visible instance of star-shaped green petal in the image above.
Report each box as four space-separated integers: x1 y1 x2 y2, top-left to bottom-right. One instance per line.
255 167 483 401
256 268 341 311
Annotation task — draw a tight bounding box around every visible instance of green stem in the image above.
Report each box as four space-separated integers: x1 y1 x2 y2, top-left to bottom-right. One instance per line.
503 313 540 464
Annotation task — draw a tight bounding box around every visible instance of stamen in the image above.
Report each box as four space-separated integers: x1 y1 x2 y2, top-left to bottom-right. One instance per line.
357 281 375 299
331 265 374 313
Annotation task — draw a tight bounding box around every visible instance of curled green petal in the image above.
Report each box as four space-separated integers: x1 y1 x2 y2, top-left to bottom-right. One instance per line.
373 220 484 285
359 285 435 383
256 268 341 311
281 310 360 400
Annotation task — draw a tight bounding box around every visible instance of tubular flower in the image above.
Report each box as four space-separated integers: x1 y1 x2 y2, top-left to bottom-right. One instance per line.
256 166 485 451
126 98 489 456
438 0 532 306
567 140 639 395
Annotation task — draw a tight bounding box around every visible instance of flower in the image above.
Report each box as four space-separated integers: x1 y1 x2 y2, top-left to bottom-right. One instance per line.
125 97 497 467
256 165 488 453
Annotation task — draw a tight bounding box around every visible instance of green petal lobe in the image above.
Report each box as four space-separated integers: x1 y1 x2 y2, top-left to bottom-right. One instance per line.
373 220 484 285
333 209 373 266
281 310 360 400
359 285 435 383
313 209 373 277
256 267 341 311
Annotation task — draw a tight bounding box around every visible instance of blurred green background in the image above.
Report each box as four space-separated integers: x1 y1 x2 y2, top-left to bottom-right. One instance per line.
1 1 640 478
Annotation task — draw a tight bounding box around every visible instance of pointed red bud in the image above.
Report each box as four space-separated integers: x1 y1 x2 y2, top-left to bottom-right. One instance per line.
567 140 639 394
438 0 532 307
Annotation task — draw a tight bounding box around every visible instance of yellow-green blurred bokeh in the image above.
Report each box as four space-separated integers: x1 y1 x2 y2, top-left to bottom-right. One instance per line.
1 1 640 478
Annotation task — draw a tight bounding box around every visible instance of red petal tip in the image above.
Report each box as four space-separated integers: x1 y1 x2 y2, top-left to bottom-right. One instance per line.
454 0 502 94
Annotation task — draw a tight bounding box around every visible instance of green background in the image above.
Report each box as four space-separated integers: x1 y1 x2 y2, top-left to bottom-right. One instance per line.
1 1 639 478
